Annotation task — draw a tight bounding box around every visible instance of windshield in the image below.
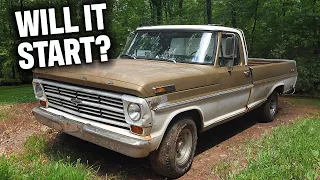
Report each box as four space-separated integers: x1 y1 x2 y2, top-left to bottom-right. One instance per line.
121 30 217 64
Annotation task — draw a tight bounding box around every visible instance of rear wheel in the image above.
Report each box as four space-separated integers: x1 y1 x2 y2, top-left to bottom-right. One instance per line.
149 117 197 179
259 91 279 122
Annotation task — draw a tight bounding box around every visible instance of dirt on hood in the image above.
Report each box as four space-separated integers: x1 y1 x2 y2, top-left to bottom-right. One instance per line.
33 59 208 97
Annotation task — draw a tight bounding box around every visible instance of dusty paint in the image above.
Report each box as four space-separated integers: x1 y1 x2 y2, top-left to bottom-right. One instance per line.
146 95 168 109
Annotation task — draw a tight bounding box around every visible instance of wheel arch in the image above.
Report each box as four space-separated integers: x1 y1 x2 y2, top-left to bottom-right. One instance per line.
169 108 204 132
266 83 284 98
152 106 204 150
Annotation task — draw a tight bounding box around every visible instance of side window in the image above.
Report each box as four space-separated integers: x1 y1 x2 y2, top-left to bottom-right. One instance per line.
218 34 240 67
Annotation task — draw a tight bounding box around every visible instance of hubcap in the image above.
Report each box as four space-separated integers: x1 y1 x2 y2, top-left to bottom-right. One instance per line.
269 96 277 117
175 128 192 166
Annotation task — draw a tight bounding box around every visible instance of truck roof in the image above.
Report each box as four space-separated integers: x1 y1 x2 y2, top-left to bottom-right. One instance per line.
137 25 241 34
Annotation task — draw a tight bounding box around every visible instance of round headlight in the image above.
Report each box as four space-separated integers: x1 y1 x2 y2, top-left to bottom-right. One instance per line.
127 103 141 121
35 83 44 98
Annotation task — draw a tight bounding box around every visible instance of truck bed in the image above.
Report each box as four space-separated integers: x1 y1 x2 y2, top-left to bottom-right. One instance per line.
248 58 297 82
246 58 297 108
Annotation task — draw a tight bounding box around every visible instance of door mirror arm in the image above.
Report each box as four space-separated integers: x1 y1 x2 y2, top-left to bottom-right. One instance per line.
228 66 233 74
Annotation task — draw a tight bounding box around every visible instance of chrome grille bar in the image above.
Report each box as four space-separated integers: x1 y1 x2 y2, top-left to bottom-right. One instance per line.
41 80 129 129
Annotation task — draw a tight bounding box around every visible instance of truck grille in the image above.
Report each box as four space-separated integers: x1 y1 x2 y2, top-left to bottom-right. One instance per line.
41 81 129 129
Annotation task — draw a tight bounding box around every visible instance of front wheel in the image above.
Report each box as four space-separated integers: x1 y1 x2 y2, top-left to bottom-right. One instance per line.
149 117 197 179
259 91 279 123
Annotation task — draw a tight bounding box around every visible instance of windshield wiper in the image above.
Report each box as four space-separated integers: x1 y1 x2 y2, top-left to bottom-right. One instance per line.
145 57 177 64
120 54 136 59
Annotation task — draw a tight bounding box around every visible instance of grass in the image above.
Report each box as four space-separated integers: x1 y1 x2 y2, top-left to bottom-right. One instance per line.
291 97 320 108
229 115 320 179
0 108 9 121
0 134 97 180
0 84 35 105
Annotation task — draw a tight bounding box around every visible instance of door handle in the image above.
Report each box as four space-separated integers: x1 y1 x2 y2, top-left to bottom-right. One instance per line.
244 71 251 78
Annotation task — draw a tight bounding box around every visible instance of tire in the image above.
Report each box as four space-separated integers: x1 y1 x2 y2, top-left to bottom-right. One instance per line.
149 117 198 179
258 91 279 123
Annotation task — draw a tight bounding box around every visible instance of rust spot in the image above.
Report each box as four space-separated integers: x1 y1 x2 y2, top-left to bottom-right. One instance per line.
144 135 152 141
245 105 249 112
245 87 253 112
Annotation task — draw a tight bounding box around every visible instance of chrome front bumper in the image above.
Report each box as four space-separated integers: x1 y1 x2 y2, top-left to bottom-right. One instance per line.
32 107 151 158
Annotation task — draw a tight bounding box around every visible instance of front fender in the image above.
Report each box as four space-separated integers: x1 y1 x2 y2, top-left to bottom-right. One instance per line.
149 106 203 151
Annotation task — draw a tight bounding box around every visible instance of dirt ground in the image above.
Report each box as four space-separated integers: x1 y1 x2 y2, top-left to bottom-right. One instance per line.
0 97 319 179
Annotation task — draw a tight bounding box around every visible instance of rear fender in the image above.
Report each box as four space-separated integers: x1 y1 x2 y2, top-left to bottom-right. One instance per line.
266 83 284 98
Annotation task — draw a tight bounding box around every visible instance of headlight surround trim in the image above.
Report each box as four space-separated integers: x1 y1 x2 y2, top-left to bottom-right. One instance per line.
122 95 152 128
32 79 47 101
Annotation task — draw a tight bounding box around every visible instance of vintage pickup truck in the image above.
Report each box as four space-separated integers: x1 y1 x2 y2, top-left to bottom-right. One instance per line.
32 25 297 178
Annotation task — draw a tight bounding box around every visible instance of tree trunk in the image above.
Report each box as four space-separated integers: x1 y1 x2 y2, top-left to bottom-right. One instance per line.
250 0 259 50
20 0 23 11
167 0 172 22
8 0 12 35
231 5 237 27
150 0 162 25
312 0 318 49
149 0 155 25
206 0 212 24
156 0 162 25
164 0 168 22
178 0 183 21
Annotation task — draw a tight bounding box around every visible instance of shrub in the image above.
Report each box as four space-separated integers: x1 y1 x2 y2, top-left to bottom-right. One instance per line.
295 57 320 96
0 78 22 86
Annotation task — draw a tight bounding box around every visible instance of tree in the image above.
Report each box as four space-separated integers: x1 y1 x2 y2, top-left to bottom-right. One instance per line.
206 0 212 24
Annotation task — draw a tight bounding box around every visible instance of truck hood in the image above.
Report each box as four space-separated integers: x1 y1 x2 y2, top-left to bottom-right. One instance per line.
33 59 208 97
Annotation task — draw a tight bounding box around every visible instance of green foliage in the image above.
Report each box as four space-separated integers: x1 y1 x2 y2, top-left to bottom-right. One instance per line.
296 57 320 95
0 85 35 104
0 134 96 180
0 156 14 180
24 134 48 160
111 0 320 95
229 116 320 179
0 78 22 86
0 0 319 95
0 155 95 180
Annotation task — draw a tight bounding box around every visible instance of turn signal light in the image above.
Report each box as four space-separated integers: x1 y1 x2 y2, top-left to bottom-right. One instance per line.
152 85 176 94
130 125 143 135
153 87 166 93
39 100 47 107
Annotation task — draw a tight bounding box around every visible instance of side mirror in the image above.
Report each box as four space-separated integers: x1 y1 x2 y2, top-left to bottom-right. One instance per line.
224 33 237 72
225 36 236 57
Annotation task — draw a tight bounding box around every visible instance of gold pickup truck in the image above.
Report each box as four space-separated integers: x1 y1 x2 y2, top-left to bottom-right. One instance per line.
32 25 297 178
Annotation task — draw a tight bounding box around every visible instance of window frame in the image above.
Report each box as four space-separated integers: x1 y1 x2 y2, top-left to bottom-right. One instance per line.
214 31 245 67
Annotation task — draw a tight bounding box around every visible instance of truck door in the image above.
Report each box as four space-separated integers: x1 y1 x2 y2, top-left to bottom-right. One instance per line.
215 33 252 120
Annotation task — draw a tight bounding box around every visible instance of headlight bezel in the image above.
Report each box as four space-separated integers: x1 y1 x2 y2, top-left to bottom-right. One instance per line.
122 95 152 128
32 80 47 101
34 82 44 98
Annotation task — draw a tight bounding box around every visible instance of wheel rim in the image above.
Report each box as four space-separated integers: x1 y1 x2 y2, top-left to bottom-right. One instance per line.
175 128 193 166
269 96 277 117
